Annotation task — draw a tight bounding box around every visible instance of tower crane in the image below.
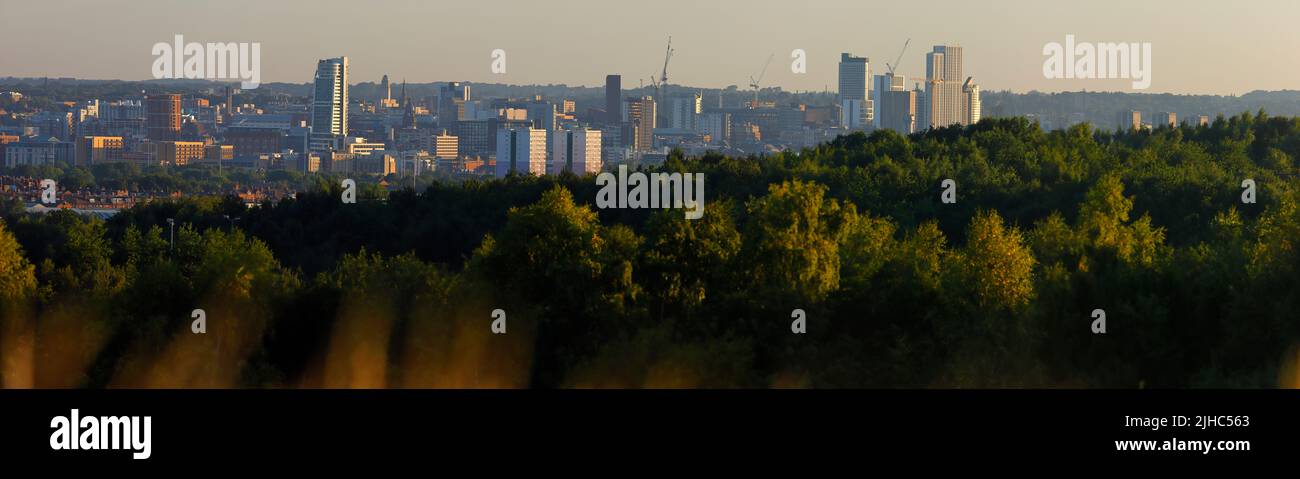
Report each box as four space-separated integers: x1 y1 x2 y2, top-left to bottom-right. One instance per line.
648 36 674 101
886 38 910 76
749 53 775 108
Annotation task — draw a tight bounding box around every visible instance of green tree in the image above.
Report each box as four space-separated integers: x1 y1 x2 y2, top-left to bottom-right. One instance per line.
954 209 1037 310
742 179 849 306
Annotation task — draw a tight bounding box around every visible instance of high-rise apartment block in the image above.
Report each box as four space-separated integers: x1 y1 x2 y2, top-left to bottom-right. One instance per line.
962 77 981 125
923 45 966 129
495 127 547 177
551 127 602 175
1153 111 1177 127
1118 110 1142 130
669 93 702 130
625 96 656 151
146 93 181 141
310 57 349 153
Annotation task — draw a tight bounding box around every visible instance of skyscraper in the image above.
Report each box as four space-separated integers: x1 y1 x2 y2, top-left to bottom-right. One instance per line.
495 127 547 178
669 93 702 130
924 45 965 128
605 75 622 125
310 57 349 153
838 54 869 102
838 54 871 128
145 93 181 141
962 77 981 125
625 96 656 151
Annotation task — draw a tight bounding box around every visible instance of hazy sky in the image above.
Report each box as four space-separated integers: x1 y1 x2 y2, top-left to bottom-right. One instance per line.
2 0 1297 95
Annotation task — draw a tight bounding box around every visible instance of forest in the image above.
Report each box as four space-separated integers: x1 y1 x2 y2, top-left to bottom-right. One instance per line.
2 112 1299 388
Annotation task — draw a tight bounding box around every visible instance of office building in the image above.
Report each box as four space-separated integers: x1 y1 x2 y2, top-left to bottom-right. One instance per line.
840 100 867 129
455 119 491 155
873 74 906 128
879 89 918 134
598 124 626 164
4 137 73 167
227 126 285 157
839 53 872 127
356 154 397 176
339 136 386 157
432 130 459 159
605 75 622 125
527 100 557 131
438 82 470 123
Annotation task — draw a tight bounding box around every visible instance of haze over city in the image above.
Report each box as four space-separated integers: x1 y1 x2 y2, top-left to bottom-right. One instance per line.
2 0 1298 94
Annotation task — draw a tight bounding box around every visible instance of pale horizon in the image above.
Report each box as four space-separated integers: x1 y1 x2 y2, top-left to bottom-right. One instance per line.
1 0 1297 95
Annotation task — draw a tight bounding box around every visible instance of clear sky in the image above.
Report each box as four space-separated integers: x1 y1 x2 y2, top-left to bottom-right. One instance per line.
1 0 1296 95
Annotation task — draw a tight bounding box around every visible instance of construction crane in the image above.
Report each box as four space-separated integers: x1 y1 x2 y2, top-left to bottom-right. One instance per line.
886 38 911 76
648 36 674 101
749 53 774 108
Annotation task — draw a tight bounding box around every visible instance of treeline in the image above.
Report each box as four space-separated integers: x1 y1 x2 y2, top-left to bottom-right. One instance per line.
2 112 1300 388
1 163 315 194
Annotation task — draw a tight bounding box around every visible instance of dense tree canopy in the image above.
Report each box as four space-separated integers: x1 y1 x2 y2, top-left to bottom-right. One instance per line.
3 112 1300 388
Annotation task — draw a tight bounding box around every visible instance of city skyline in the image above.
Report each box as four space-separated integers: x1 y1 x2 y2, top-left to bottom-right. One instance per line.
3 0 1299 95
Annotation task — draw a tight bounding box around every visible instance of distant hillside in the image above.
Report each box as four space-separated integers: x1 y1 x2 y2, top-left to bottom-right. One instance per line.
6 77 1300 129
982 90 1300 129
